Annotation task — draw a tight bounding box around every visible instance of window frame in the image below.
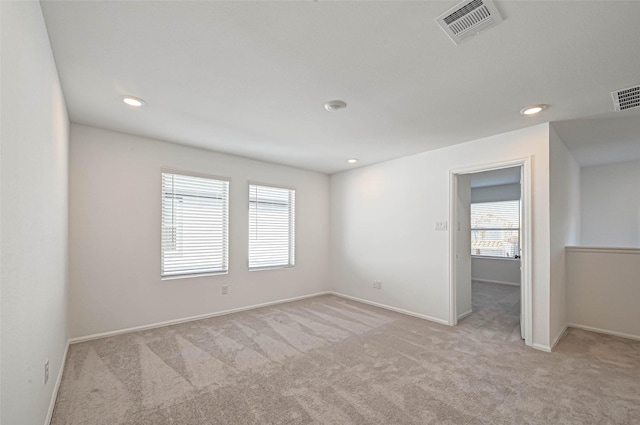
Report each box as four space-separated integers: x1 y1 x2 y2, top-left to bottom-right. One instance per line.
470 199 520 260
161 170 230 280
247 182 296 271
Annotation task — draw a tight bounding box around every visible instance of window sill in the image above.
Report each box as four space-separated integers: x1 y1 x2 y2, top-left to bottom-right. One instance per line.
162 271 228 281
249 265 294 272
471 256 520 261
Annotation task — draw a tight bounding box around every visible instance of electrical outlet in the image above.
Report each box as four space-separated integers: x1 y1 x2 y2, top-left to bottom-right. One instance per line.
373 280 382 289
44 360 49 384
221 285 229 295
435 221 448 231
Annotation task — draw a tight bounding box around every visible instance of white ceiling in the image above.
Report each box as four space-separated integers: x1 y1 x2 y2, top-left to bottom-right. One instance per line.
553 115 640 167
41 1 640 174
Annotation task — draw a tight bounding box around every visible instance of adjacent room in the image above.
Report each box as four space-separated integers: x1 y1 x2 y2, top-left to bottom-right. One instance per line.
2 1 639 424
456 166 524 342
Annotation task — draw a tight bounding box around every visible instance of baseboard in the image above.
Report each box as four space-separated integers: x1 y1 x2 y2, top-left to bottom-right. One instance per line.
529 324 568 353
328 292 450 326
551 324 568 350
472 278 520 287
45 340 69 425
69 291 331 344
457 310 473 320
531 343 552 352
567 323 640 342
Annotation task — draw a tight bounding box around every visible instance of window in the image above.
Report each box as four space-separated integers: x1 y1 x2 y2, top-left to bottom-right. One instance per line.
249 184 295 269
161 172 229 278
471 200 519 258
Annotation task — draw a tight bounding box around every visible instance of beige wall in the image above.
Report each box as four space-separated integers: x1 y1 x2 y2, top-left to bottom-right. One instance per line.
69 124 330 339
567 247 640 340
1 2 70 424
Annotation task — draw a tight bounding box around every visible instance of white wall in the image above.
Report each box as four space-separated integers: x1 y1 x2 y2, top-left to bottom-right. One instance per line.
455 175 472 319
1 2 69 424
330 123 553 348
471 258 520 286
471 183 520 204
69 124 330 339
581 159 640 247
567 247 640 340
548 125 581 347
471 181 521 285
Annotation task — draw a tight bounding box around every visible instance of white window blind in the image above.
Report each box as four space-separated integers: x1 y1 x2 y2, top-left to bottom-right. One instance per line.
249 184 295 269
471 200 519 258
161 172 229 278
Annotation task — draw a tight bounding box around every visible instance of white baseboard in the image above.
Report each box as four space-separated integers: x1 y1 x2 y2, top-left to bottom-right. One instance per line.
551 324 568 351
567 323 640 342
69 291 331 344
46 341 69 425
531 343 552 352
457 310 473 320
328 292 450 326
70 291 452 345
529 324 569 353
472 278 520 287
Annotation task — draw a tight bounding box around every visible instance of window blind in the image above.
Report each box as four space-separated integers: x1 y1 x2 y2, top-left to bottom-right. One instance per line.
470 200 519 258
249 184 295 269
161 172 229 277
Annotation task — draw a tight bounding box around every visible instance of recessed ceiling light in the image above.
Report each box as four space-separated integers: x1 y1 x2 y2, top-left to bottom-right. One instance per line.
325 100 347 111
347 158 358 164
122 95 145 107
520 104 547 115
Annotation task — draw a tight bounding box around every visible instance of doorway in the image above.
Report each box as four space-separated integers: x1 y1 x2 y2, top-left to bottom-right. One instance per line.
449 159 532 346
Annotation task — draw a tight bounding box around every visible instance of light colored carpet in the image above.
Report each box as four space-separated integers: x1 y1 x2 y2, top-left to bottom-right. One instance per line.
463 280 522 342
52 288 640 424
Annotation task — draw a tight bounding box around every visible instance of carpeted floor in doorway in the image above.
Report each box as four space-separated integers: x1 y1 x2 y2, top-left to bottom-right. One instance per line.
51 286 640 424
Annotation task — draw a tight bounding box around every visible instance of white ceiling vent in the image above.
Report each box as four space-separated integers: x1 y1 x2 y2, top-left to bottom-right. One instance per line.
611 85 640 111
436 0 503 45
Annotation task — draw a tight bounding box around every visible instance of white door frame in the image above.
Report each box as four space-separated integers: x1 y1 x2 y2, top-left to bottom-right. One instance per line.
448 157 533 347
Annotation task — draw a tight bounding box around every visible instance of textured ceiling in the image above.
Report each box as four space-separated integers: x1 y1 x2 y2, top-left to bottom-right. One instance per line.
41 1 640 173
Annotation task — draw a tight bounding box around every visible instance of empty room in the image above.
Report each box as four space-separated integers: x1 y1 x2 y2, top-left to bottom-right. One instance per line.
2 1 640 424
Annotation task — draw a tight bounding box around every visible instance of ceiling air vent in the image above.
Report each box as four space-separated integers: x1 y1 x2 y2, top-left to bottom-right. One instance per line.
436 0 503 45
611 85 640 111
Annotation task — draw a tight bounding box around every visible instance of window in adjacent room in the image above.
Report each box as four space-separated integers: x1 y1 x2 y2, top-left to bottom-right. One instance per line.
470 200 519 258
248 184 295 270
161 172 229 278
